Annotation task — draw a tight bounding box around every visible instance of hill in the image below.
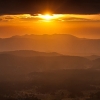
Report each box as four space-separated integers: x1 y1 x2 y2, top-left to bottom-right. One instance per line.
0 50 90 81
0 50 61 57
1 34 100 56
85 55 100 60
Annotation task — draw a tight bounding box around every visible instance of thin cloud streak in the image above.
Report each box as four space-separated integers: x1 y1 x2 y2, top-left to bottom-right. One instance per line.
0 14 100 23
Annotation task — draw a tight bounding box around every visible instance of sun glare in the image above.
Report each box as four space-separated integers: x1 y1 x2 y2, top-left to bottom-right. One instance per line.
43 14 53 20
37 13 64 22
38 14 53 20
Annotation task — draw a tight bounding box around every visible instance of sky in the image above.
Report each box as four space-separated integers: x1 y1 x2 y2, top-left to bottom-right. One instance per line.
0 0 100 38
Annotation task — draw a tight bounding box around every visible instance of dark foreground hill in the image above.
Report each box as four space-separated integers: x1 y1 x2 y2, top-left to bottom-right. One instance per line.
0 50 90 81
1 50 100 82
0 51 100 100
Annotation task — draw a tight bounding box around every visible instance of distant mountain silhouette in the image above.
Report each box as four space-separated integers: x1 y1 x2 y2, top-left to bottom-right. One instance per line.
0 50 61 57
1 34 100 56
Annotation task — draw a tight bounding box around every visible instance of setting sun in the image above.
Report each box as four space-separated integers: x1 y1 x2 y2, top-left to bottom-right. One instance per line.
37 13 64 21
42 14 53 20
38 14 53 20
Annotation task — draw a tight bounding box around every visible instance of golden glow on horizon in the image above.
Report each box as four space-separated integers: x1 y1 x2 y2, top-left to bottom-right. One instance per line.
0 14 100 24
37 14 64 21
0 13 100 38
39 14 53 20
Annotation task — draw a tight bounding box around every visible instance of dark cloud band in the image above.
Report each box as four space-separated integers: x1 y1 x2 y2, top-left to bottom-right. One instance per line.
0 0 100 15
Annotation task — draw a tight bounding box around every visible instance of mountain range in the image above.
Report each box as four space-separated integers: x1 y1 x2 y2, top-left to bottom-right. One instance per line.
1 34 100 56
0 50 100 81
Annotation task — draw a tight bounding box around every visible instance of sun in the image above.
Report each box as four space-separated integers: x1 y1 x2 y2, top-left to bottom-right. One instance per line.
43 14 53 20
37 13 64 21
38 14 53 21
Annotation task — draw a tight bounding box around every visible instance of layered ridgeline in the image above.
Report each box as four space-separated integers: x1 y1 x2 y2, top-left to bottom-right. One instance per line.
0 50 100 81
0 50 89 73
1 34 100 56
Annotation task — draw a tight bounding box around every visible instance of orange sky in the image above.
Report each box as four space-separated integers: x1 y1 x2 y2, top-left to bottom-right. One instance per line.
0 14 100 38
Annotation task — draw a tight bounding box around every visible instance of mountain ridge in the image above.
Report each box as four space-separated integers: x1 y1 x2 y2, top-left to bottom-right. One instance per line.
0 50 62 57
1 34 100 56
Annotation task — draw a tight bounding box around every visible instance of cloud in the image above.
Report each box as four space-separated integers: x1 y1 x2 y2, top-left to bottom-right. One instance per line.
0 14 100 23
60 17 91 22
0 18 2 21
4 16 14 20
0 15 14 22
